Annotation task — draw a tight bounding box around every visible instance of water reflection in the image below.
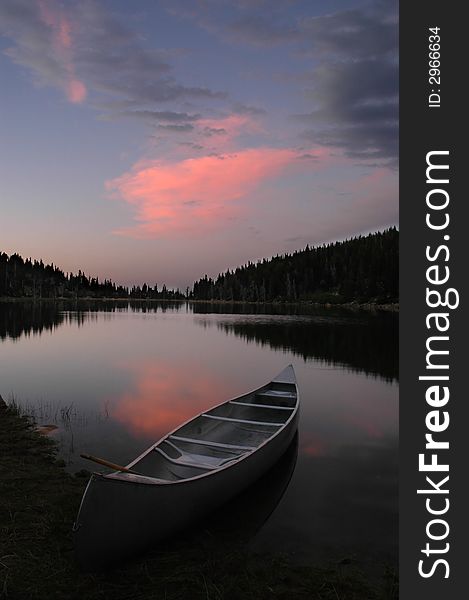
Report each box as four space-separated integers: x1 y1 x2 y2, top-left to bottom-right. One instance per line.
111 361 228 439
192 433 298 545
206 313 397 381
253 436 398 567
0 301 65 340
1 301 397 381
0 300 184 341
0 300 397 566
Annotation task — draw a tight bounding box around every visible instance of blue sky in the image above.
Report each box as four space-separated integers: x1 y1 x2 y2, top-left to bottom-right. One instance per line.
0 0 398 289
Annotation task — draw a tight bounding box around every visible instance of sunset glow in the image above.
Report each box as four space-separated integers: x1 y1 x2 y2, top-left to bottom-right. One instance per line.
0 0 398 288
36 0 87 104
66 79 87 104
108 147 326 238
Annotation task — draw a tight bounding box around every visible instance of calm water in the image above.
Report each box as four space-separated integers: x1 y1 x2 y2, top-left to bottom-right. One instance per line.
0 301 398 567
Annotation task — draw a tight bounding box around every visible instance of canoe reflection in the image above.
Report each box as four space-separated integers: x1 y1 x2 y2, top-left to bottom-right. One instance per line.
169 432 298 548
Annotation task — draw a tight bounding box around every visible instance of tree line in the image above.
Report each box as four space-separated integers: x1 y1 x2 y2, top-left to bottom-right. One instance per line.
0 253 185 300
192 228 398 303
1 228 398 303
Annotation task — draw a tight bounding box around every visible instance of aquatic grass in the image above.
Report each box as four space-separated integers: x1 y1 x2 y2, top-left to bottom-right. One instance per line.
5 394 89 431
0 397 397 600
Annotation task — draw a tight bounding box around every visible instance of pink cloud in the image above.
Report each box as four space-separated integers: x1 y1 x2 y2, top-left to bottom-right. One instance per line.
37 0 87 104
107 147 322 238
58 19 72 48
67 79 87 103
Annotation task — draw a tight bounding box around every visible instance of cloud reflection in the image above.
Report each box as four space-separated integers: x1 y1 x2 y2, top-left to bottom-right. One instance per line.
110 361 230 439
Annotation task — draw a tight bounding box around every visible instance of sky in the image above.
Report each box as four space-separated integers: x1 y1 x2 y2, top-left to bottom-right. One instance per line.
0 0 398 290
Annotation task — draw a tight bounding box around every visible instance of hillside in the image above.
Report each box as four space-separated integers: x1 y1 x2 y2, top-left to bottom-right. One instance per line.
192 228 398 304
0 253 183 300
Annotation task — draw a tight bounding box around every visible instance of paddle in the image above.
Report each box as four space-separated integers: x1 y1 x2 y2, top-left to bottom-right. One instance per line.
80 453 139 474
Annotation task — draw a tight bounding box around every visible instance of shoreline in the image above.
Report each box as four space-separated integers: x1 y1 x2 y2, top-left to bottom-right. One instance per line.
0 396 397 599
0 296 399 312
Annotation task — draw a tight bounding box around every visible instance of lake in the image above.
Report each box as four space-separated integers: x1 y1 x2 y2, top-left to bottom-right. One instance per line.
0 300 398 569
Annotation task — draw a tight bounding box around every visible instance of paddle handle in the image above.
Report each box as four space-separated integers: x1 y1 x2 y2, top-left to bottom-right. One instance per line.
80 453 135 473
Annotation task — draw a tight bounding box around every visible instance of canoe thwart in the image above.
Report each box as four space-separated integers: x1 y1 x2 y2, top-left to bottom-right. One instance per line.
154 445 239 470
168 435 255 451
202 414 283 427
256 391 297 399
229 400 294 411
165 439 239 459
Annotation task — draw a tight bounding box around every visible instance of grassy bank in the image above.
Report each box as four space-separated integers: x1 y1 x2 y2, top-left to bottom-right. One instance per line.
0 399 397 600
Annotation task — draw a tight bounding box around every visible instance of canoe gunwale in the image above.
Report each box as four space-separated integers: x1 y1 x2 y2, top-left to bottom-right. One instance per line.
101 365 299 487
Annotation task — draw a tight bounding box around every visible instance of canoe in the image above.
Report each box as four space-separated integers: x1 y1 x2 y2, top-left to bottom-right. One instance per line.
73 364 299 569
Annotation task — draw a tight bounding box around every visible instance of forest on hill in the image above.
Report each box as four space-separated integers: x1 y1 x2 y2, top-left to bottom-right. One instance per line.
0 253 184 300
192 228 398 304
1 228 398 303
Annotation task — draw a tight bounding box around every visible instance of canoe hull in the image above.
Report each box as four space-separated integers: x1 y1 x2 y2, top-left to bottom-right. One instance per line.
74 365 299 569
74 410 298 569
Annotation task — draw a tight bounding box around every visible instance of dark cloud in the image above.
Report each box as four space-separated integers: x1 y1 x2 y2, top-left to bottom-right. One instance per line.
0 0 77 94
119 110 201 123
304 121 398 163
227 15 298 45
300 2 397 59
232 102 266 116
227 0 271 10
0 0 397 164
164 0 398 164
179 142 204 150
0 0 226 114
203 127 227 136
72 2 226 105
295 153 319 160
158 123 194 132
296 57 398 164
168 0 301 47
298 1 398 165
